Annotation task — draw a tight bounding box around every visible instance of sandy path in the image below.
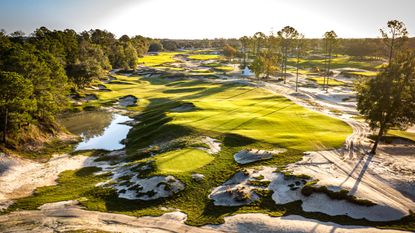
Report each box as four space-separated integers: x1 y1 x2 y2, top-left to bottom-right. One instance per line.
0 201 217 233
0 201 407 233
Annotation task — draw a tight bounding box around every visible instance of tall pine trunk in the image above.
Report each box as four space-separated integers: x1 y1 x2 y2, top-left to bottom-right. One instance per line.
2 107 8 144
370 126 384 154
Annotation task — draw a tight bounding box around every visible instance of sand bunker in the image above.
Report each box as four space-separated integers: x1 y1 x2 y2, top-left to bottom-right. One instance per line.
234 149 286 164
200 136 221 154
269 173 308 204
209 167 274 206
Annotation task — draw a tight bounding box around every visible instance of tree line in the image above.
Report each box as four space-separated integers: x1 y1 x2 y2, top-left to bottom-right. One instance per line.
238 26 338 92
0 27 152 147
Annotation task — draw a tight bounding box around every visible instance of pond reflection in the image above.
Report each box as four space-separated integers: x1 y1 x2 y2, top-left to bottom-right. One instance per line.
60 111 132 151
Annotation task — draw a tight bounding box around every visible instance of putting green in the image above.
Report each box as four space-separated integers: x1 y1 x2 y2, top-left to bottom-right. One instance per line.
155 148 214 173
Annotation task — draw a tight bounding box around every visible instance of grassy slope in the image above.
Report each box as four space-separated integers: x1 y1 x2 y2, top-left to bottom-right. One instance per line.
388 130 415 142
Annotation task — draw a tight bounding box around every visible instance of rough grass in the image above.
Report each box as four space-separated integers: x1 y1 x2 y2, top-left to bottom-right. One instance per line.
155 148 214 174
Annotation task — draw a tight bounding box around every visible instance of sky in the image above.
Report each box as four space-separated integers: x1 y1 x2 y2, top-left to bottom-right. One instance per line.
0 0 414 39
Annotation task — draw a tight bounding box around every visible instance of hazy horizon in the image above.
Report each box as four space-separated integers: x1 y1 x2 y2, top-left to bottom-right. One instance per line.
1 0 414 39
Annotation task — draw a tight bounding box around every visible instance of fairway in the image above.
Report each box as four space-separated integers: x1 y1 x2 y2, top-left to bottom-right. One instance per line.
97 75 352 151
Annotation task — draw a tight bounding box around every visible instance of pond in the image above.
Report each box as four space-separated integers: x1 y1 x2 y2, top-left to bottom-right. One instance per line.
60 111 133 151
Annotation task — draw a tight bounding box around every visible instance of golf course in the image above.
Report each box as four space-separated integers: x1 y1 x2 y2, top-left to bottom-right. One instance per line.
1 1 415 232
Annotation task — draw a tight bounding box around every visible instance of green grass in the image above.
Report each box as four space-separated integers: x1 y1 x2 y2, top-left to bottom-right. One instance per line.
191 69 213 74
87 75 351 152
307 77 345 87
203 62 222 67
388 130 415 142
188 54 222 60
155 148 214 173
138 52 182 67
348 71 378 77
214 66 234 72
288 56 382 71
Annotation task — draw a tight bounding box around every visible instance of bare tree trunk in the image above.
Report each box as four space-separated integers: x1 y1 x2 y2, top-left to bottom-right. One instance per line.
388 29 396 65
296 55 300 92
3 107 8 144
283 46 287 84
370 126 384 155
326 48 332 92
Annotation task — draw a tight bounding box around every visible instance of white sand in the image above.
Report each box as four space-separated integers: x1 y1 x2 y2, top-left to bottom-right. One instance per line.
0 153 96 210
209 167 274 206
204 213 408 233
0 201 409 233
269 173 307 204
201 136 221 154
234 149 286 164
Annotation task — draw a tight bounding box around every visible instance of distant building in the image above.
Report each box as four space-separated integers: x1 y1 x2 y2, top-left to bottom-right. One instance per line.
242 66 253 76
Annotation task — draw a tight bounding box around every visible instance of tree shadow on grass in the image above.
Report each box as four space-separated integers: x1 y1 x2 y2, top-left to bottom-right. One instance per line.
223 133 256 147
125 98 197 160
163 87 206 94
